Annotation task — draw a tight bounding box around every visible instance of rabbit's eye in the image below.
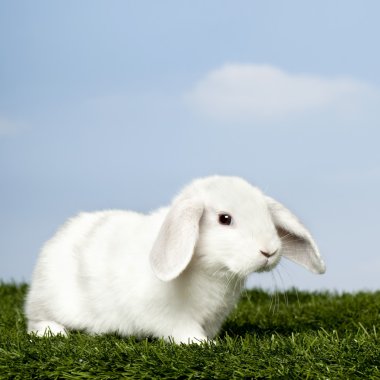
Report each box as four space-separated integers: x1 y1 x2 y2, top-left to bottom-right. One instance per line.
218 213 232 226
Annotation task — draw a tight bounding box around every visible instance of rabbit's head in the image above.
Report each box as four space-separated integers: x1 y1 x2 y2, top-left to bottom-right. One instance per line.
150 176 325 281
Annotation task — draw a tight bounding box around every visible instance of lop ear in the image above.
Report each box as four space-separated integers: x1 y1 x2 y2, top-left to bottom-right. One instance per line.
150 198 204 281
266 196 326 274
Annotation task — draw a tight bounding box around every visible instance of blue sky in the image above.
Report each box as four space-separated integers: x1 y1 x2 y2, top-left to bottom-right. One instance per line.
1 1 379 291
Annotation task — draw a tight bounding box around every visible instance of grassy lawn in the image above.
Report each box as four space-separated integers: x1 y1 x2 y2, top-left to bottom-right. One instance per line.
0 283 379 379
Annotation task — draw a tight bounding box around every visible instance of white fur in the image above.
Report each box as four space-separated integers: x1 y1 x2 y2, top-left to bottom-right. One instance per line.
25 176 325 343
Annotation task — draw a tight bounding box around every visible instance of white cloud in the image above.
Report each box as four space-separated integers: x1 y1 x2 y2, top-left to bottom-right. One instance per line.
0 117 27 135
185 63 380 125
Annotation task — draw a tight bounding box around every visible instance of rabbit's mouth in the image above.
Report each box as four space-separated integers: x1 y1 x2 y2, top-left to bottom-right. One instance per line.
257 254 282 273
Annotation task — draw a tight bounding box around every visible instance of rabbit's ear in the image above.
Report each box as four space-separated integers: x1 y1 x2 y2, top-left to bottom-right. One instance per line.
266 196 326 274
150 198 204 282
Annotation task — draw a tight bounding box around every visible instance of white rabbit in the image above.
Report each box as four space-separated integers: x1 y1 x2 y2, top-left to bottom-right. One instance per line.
25 176 325 343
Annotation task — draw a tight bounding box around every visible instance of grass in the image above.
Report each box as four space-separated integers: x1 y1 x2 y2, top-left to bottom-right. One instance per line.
0 283 379 379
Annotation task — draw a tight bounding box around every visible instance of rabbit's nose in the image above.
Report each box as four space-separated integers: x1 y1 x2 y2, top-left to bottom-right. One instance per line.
260 249 278 258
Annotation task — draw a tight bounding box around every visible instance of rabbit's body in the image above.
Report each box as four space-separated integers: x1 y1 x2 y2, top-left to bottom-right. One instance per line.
26 208 241 342
25 176 325 343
